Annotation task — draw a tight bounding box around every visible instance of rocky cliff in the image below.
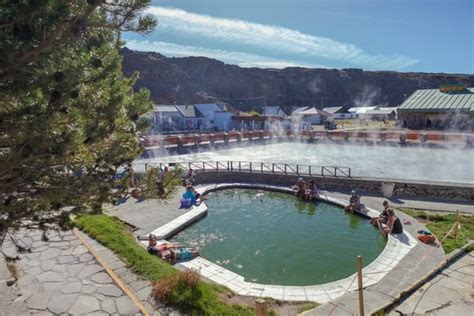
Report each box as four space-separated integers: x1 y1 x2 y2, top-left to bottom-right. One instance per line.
121 48 474 112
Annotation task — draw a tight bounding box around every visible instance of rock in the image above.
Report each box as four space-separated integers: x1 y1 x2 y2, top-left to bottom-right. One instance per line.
36 271 66 283
6 278 16 286
40 260 56 271
2 246 18 259
79 253 94 262
72 245 88 255
77 265 103 279
42 282 64 293
49 241 70 248
39 248 60 260
101 298 117 314
58 255 76 264
97 284 122 297
60 281 82 294
115 296 140 315
67 263 86 276
47 293 78 314
68 295 100 314
91 272 112 284
26 293 51 310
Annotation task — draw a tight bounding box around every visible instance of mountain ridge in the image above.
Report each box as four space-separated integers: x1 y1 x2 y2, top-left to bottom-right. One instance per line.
121 48 474 112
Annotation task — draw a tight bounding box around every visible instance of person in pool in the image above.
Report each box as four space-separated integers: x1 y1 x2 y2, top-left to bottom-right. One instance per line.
305 180 319 201
345 189 362 213
370 200 390 226
293 178 306 198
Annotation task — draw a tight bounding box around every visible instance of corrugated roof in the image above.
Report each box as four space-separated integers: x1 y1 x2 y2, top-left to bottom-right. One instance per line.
153 105 179 112
194 103 225 117
365 109 396 115
348 106 377 114
297 107 324 115
398 88 474 113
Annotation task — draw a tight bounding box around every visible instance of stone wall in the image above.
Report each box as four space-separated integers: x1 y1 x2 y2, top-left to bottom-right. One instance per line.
195 171 474 201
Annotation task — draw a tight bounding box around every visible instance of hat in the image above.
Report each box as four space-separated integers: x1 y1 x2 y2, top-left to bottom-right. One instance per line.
298 177 304 181
351 189 357 195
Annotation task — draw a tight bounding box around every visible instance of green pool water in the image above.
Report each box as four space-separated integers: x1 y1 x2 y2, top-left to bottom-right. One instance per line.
171 189 386 285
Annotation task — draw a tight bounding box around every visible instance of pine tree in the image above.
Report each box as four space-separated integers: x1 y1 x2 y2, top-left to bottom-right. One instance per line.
0 0 157 232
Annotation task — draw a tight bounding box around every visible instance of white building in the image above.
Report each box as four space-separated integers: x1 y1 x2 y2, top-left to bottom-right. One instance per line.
194 103 233 131
323 106 352 119
348 106 378 119
292 106 327 125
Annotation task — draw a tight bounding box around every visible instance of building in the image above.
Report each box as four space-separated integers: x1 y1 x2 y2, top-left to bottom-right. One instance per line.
263 106 288 117
292 106 328 125
398 86 474 131
194 103 233 131
348 106 377 119
364 108 397 121
322 106 352 119
150 105 185 133
175 105 202 130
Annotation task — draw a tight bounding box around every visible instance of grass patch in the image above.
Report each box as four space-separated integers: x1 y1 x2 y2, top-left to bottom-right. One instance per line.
297 302 320 313
401 209 474 253
75 214 254 315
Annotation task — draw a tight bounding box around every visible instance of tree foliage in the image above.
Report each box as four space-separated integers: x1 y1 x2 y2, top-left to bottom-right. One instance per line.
0 0 157 232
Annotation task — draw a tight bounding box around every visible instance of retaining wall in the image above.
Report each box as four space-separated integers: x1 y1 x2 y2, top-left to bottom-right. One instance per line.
195 171 474 201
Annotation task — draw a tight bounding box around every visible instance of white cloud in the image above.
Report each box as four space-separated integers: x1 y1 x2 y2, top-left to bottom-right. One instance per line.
145 6 419 70
125 40 328 69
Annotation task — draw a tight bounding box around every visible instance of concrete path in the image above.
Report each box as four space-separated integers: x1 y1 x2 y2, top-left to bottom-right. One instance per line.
325 190 474 214
105 189 188 237
0 228 150 316
388 251 474 315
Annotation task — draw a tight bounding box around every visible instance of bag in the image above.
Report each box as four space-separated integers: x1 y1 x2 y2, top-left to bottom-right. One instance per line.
417 234 435 244
180 198 192 208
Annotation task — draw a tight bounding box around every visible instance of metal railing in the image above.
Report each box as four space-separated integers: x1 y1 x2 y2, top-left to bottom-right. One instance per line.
139 160 352 178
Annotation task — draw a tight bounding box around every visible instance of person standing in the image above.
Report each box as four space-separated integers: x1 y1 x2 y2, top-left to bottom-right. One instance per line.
125 163 135 189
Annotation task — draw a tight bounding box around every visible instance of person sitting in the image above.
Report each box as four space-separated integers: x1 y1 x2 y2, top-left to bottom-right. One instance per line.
169 247 200 263
380 208 403 237
305 180 319 201
181 185 202 207
184 168 195 186
370 200 390 226
345 189 362 213
147 234 183 255
293 178 306 198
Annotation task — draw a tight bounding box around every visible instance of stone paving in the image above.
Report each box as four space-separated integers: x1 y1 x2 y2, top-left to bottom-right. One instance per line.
326 190 474 214
388 251 474 316
0 228 146 316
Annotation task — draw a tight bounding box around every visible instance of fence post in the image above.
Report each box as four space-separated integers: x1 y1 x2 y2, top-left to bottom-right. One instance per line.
239 161 241 172
284 164 287 174
145 163 148 172
357 255 365 316
349 168 351 177
216 161 219 173
202 162 205 172
454 209 460 244
334 167 337 177
321 166 324 176
227 161 230 171
309 165 312 176
261 162 263 173
296 164 299 174
255 299 267 316
250 162 253 173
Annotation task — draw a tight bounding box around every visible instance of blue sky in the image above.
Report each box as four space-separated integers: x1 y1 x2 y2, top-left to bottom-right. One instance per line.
124 0 473 73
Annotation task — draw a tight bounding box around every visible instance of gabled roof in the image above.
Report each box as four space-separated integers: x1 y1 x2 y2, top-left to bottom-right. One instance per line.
398 88 474 113
296 107 326 115
264 106 287 116
194 103 226 117
292 106 310 115
323 106 348 114
175 105 200 118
